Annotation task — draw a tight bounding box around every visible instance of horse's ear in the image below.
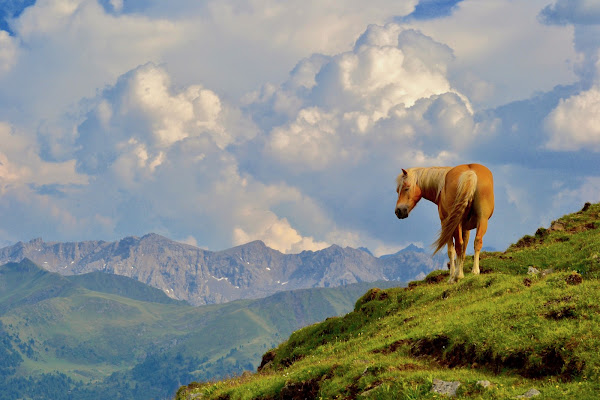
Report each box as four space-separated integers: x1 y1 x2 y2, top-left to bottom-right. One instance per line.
402 169 408 177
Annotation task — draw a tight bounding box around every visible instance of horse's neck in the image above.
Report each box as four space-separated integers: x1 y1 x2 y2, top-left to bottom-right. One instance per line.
419 183 442 205
414 168 448 205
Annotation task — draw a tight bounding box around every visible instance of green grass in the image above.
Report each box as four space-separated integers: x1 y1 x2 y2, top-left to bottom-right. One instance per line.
176 202 600 399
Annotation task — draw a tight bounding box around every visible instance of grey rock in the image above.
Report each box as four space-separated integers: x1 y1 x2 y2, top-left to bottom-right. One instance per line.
527 266 540 275
542 268 554 276
431 379 461 397
516 388 541 398
476 380 491 388
358 384 382 398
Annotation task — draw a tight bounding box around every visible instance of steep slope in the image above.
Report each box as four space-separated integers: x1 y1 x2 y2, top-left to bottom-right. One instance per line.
177 202 600 399
0 259 400 400
0 235 445 305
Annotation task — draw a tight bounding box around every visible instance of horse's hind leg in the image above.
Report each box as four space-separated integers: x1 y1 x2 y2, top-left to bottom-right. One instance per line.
457 229 469 280
449 227 466 283
472 219 488 275
447 241 456 278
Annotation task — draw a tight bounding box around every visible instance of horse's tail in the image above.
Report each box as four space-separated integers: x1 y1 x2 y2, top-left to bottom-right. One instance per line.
433 170 478 254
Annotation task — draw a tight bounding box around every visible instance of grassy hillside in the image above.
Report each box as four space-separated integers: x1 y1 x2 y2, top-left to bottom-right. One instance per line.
66 270 187 305
0 259 78 314
176 202 600 399
0 261 396 400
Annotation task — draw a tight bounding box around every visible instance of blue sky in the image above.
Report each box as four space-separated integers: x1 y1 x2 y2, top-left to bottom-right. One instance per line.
0 0 598 256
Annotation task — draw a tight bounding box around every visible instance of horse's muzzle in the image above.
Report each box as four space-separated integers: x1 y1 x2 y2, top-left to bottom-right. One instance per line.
395 207 408 219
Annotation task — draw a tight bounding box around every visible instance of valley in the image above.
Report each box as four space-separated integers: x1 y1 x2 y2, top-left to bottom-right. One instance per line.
0 259 404 399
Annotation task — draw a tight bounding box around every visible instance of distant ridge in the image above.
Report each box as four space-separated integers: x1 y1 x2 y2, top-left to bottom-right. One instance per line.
0 258 78 314
67 271 187 305
0 259 185 312
0 234 446 306
379 243 426 259
357 247 373 256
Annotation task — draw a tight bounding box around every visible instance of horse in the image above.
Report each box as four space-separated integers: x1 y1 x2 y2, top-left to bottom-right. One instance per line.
394 164 494 283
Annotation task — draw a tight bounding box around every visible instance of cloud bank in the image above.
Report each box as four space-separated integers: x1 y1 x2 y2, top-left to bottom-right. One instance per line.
0 0 598 256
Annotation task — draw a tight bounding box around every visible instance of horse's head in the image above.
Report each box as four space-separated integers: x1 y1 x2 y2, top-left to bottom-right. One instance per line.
395 168 422 219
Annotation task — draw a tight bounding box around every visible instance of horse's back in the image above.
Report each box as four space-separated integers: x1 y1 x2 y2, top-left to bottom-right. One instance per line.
446 163 494 219
447 163 491 179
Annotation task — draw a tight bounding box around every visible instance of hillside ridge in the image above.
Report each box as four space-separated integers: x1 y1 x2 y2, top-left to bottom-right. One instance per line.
176 202 600 399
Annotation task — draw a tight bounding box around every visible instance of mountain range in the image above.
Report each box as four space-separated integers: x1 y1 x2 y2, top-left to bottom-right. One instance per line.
0 234 446 305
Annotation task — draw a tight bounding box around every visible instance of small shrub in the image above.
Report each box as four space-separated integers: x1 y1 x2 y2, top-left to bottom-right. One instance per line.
535 227 548 238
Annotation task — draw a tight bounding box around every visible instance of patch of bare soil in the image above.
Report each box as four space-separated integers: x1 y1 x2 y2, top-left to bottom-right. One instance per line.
258 350 276 372
278 379 321 400
425 272 449 284
356 288 389 308
363 288 389 302
372 339 411 354
512 235 537 249
407 335 583 380
565 272 583 285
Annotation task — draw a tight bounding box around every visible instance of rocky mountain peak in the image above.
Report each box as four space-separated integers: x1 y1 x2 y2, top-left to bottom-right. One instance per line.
229 240 270 252
402 244 425 253
29 237 45 246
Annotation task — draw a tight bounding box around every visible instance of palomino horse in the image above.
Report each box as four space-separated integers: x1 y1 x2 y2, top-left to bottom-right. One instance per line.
395 164 494 283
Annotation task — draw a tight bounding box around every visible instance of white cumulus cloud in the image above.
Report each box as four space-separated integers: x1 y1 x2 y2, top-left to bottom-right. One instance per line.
1 0 599 257
72 63 256 182
256 23 474 173
34 62 359 254
2 0 185 122
233 213 329 254
405 0 578 108
544 86 600 151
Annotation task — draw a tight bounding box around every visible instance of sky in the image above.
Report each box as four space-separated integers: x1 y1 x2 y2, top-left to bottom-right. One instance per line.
0 0 599 256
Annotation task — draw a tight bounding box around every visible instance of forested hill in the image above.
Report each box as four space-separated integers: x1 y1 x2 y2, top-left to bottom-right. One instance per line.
177 202 600 399
0 259 400 400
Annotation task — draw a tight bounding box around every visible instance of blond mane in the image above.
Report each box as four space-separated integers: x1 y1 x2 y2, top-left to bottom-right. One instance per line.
396 167 451 202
